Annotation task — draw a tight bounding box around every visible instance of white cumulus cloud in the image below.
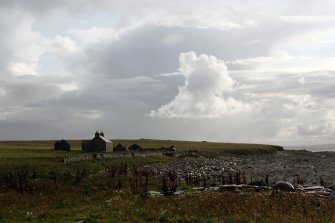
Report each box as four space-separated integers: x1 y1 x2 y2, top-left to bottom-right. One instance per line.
151 52 251 118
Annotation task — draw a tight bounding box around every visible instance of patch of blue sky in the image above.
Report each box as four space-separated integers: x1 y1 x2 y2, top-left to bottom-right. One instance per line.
37 53 69 77
32 9 118 37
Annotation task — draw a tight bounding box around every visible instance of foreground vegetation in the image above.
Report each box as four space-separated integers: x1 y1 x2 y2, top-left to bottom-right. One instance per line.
2 186 335 222
1 139 333 222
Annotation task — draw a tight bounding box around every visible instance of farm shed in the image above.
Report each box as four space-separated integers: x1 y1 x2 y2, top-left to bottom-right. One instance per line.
128 144 143 151
113 143 128 152
54 139 70 151
82 131 113 153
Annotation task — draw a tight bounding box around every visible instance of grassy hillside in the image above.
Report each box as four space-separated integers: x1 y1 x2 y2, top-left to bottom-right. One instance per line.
0 139 282 173
115 139 283 154
0 139 282 157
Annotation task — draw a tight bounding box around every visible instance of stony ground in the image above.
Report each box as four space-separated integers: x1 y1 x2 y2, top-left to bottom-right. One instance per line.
142 150 335 187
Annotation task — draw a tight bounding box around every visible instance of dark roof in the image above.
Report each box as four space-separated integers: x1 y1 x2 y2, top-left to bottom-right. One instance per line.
128 144 143 151
98 135 111 143
114 143 128 152
93 133 111 143
94 131 110 143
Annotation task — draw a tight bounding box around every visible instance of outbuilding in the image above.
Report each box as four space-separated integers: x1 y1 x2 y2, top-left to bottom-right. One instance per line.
54 139 70 151
113 143 128 152
128 144 143 151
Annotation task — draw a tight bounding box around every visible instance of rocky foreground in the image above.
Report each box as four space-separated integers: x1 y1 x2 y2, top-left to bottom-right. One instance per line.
142 150 335 189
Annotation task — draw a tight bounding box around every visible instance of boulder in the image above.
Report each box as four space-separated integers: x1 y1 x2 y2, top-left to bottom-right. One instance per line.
272 181 294 191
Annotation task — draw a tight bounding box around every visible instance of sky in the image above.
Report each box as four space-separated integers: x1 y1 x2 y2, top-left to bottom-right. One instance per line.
0 0 335 145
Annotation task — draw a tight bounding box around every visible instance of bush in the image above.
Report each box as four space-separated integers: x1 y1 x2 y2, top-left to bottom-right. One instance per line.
248 180 267 186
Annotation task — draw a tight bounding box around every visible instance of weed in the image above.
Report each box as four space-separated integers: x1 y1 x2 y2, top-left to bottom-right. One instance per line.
162 170 178 196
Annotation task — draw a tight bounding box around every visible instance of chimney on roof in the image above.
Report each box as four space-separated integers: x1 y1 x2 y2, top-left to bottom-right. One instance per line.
95 131 100 138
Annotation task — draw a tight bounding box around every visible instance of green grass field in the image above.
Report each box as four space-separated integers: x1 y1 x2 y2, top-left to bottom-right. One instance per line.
1 139 333 222
0 138 282 158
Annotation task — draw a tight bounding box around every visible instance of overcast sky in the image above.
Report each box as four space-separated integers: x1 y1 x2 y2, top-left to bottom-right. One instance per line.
0 0 335 145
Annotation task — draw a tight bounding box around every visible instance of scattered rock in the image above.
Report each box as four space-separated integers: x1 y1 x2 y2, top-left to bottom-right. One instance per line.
140 150 335 188
206 186 220 191
192 187 205 191
219 184 249 192
148 191 163 197
174 190 185 195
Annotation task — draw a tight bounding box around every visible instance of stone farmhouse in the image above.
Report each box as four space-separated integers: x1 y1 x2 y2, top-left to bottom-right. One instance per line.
82 131 113 153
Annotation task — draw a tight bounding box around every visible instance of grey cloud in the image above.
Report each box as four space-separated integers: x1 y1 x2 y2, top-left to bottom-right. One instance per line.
0 0 335 145
1 0 334 20
2 78 76 104
75 21 309 79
